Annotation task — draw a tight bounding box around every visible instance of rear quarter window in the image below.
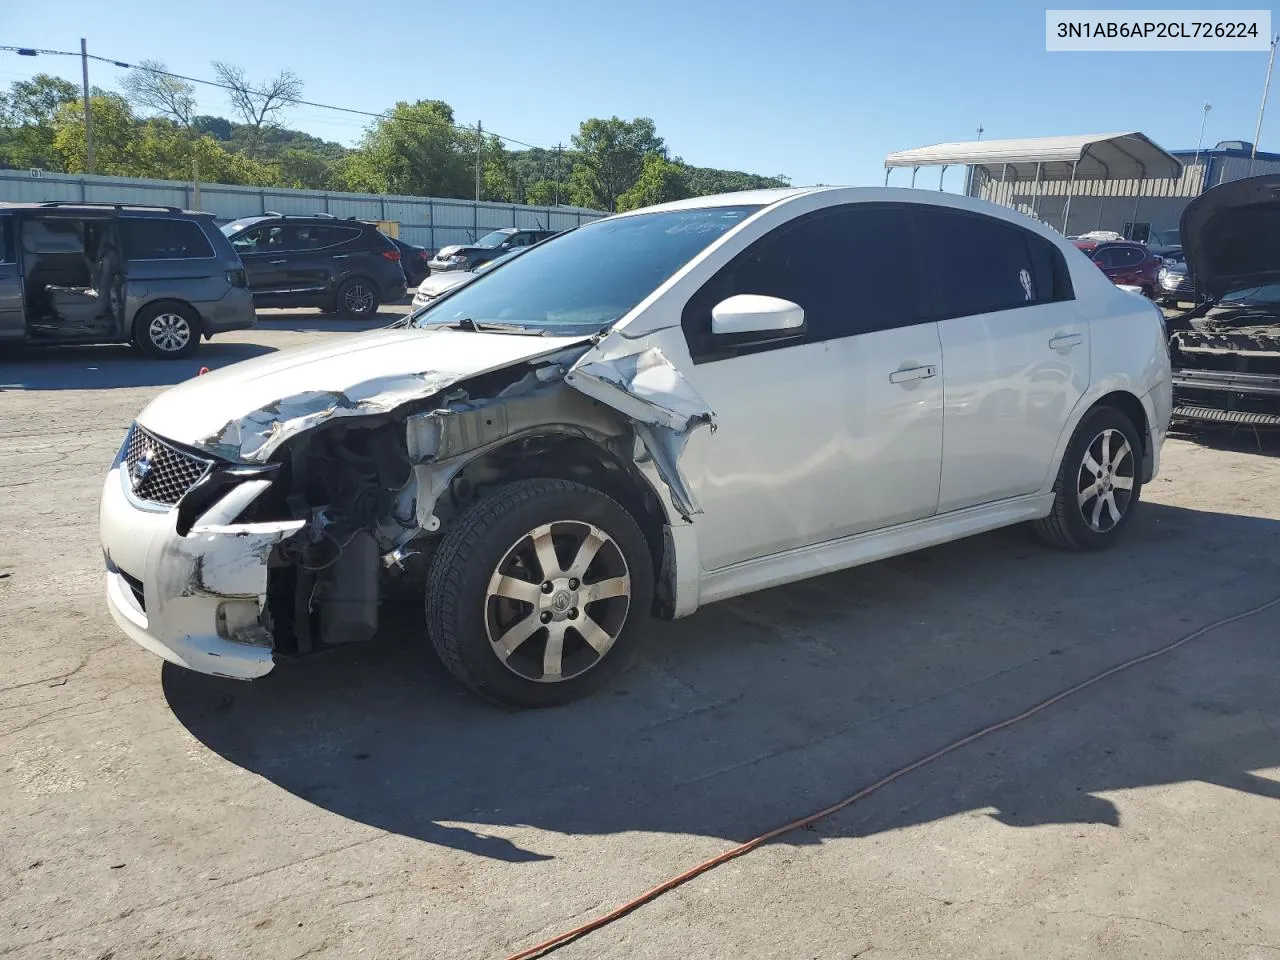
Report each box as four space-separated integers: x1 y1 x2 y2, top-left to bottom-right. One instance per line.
918 206 1074 318
122 218 215 260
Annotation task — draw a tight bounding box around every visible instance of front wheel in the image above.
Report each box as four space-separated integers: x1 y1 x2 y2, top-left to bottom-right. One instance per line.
426 479 654 707
1033 406 1143 551
336 278 379 319
133 303 201 360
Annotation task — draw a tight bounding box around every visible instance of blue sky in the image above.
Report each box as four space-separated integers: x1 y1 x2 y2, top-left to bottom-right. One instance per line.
3 0 1277 189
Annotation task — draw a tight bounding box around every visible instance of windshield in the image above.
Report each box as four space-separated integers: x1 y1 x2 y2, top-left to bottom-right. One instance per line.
476 230 514 249
474 250 519 273
412 205 761 334
1221 284 1280 305
219 219 261 237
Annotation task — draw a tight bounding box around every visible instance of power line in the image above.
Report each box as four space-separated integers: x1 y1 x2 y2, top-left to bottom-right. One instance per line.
0 44 556 151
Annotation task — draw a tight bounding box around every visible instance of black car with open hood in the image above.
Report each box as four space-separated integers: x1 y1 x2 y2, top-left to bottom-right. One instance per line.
1168 174 1280 427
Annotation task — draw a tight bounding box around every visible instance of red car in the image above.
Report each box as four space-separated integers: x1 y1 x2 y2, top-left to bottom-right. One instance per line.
1072 240 1162 298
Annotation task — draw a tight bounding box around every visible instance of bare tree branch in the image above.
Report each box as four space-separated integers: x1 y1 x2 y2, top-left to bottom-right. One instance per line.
210 62 303 155
120 59 196 127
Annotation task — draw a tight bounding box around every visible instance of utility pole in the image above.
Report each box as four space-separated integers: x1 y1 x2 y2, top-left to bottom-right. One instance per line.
475 120 482 202
554 143 562 206
1251 34 1279 174
1193 102 1211 192
80 38 94 175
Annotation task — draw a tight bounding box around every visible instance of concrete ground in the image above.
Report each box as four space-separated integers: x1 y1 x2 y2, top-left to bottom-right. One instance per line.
2 312 1279 960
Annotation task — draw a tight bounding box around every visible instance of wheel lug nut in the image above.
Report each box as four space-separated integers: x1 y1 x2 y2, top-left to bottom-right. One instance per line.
568 608 578 619
541 581 553 593
540 612 552 623
568 578 579 590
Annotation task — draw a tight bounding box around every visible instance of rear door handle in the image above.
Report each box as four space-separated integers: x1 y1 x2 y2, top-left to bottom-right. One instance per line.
268 259 287 264
332 254 349 260
1049 333 1083 351
888 364 938 384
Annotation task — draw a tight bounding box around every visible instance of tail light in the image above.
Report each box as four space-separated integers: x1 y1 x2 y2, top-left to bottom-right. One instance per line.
381 249 401 262
226 268 248 287
417 250 428 261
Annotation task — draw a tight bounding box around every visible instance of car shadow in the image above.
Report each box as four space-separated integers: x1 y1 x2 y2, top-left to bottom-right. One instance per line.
1170 422 1280 457
165 502 1280 863
0 341 278 391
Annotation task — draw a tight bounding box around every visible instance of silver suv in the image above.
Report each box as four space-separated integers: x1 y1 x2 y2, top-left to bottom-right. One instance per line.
0 201 256 359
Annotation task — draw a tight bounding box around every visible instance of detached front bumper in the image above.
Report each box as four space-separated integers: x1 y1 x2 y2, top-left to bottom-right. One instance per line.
100 460 303 680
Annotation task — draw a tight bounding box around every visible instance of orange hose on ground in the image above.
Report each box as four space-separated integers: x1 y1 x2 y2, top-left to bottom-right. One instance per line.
504 593 1280 960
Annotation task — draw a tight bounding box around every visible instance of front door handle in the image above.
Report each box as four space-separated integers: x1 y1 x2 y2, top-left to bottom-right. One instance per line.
1049 333 1083 351
268 259 287 265
332 254 349 260
888 364 938 384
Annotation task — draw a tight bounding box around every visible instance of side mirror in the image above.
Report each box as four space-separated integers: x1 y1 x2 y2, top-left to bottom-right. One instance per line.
500 241 512 249
711 294 805 336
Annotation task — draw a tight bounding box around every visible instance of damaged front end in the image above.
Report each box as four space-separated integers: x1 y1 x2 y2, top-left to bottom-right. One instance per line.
104 338 715 676
1169 309 1280 428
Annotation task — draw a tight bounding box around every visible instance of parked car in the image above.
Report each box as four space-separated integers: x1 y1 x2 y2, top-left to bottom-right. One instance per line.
1073 240 1163 297
1157 253 1195 305
0 201 255 359
410 249 524 310
219 213 406 318
428 227 557 272
1167 174 1280 427
389 236 431 287
100 187 1170 707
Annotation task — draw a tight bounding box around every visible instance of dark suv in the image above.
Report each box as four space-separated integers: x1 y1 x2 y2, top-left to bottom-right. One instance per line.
220 213 407 318
428 227 558 272
0 201 255 359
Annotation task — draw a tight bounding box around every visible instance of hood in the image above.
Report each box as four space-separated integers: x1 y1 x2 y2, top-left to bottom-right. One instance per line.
433 244 481 259
416 271 476 298
136 328 591 463
1180 174 1280 300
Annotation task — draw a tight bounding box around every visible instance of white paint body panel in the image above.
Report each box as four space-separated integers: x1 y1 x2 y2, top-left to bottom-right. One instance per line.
100 185 1173 680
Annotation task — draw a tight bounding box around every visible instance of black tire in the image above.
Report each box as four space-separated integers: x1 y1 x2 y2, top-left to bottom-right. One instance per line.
1033 405 1143 551
426 478 654 708
335 277 380 319
132 303 201 360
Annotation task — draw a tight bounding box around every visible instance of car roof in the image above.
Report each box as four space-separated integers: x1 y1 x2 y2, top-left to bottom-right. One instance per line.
0 201 209 217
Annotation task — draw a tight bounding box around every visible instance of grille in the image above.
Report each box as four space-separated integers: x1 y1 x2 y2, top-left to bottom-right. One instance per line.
123 424 212 506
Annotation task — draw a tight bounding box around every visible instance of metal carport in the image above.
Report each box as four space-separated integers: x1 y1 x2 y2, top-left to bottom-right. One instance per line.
884 133 1183 232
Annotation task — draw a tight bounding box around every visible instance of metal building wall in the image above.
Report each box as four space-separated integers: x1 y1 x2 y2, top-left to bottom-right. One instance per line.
0 171 604 250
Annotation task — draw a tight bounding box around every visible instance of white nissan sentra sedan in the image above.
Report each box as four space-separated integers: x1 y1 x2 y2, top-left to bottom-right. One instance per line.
100 187 1172 707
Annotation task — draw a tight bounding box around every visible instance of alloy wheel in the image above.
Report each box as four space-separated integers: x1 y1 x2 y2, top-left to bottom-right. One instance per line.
1077 428 1134 533
148 312 191 353
344 284 374 315
484 520 632 683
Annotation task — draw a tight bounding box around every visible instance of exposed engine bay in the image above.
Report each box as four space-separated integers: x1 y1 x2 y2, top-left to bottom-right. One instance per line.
1169 300 1280 427
185 345 712 661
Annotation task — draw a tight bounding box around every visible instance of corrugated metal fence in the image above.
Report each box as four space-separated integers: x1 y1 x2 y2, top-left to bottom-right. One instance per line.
0 171 604 250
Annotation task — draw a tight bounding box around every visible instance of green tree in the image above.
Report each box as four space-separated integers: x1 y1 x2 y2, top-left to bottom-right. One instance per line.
275 148 333 189
0 74 80 170
50 92 139 174
523 178 561 206
130 120 274 185
338 100 470 197
617 153 692 212
570 117 664 211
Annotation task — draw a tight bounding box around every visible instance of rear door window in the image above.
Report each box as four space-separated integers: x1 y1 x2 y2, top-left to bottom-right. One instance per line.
0 217 13 262
918 206 1073 317
121 218 215 260
682 202 924 361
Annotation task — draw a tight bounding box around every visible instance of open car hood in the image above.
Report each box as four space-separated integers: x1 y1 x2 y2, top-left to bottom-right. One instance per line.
1180 174 1280 301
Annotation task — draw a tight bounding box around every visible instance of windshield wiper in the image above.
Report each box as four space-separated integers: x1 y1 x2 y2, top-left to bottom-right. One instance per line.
443 318 548 336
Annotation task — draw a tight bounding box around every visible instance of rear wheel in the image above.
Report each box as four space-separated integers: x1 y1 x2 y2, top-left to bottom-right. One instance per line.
1033 406 1143 551
336 278 379 319
426 478 654 707
133 303 201 360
